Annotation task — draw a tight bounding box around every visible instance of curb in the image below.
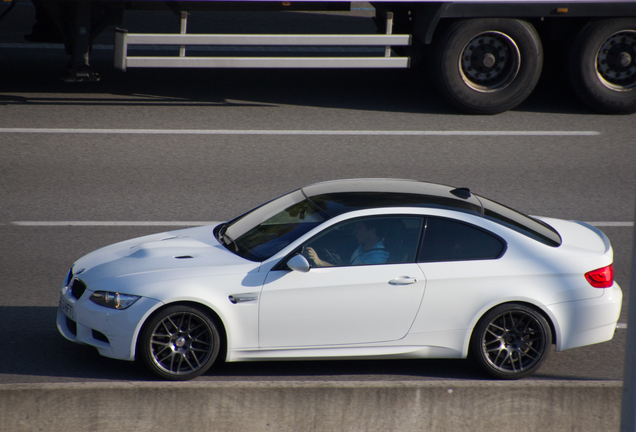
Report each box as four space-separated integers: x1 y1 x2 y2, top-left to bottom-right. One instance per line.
0 380 623 432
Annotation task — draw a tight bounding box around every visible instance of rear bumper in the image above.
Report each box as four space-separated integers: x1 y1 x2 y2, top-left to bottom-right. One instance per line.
550 283 622 352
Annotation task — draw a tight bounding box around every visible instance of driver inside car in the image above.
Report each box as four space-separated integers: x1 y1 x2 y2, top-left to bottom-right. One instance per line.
305 220 389 267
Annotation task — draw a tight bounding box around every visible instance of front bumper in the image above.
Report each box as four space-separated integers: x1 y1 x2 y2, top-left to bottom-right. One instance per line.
57 283 163 361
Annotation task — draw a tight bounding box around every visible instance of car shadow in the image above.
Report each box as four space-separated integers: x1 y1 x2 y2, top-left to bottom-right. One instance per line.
0 306 150 382
208 357 484 381
0 306 485 382
0 306 623 383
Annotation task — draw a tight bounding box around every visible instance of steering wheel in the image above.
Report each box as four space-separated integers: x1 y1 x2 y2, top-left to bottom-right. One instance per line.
323 248 342 265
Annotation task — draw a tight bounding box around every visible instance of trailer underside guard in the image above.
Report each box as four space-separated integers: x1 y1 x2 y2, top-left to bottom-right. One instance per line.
114 12 411 70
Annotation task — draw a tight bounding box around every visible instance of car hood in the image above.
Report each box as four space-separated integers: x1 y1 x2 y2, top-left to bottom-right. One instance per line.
72 225 259 286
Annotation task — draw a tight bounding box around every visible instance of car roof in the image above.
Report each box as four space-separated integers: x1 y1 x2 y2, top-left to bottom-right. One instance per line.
300 178 561 247
303 178 463 197
301 179 484 217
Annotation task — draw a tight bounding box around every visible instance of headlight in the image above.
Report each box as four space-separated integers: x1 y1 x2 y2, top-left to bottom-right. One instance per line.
89 291 141 310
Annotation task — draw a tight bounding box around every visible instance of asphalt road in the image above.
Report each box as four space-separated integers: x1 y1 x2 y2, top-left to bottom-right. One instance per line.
0 3 634 383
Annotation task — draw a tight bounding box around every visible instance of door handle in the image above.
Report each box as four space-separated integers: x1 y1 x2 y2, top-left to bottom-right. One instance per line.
389 276 419 285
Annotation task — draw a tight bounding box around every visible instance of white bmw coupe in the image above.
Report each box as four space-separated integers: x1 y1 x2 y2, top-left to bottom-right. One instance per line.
57 179 622 380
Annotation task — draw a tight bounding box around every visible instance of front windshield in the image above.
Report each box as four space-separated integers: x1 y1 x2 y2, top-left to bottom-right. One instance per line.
222 190 327 261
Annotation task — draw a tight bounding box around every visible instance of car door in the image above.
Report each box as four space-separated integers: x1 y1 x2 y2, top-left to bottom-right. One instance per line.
258 215 426 348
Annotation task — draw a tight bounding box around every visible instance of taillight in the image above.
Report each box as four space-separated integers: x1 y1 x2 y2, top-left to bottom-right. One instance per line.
585 264 614 288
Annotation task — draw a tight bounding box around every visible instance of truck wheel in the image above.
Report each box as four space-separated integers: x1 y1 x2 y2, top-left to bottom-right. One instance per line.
569 19 636 114
432 19 543 114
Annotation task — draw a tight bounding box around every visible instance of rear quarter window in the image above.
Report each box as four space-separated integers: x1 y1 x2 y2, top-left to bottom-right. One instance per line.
417 218 506 263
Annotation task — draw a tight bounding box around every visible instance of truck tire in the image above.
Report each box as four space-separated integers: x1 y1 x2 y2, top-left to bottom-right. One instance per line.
432 19 543 115
569 19 636 114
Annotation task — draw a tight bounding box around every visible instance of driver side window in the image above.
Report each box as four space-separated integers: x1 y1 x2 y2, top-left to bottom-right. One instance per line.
301 216 424 267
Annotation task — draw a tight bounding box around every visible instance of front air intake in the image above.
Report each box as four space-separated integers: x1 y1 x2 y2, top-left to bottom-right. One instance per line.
66 317 77 336
70 279 87 300
92 330 110 344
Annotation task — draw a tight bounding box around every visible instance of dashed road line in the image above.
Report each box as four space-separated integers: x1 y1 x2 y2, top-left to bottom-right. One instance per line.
0 128 601 136
586 222 634 227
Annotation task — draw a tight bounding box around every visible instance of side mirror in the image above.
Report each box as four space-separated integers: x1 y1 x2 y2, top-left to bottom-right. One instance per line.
287 254 311 273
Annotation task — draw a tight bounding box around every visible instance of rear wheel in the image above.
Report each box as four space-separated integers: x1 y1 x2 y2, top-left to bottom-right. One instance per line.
470 303 552 379
139 305 221 380
569 19 636 113
432 19 543 114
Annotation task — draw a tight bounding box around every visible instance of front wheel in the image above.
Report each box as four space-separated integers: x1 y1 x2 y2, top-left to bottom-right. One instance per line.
138 305 221 380
470 303 552 379
432 19 543 114
569 19 636 113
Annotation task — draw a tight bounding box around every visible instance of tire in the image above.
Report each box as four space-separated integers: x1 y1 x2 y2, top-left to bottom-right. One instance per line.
569 19 636 114
432 19 543 114
138 305 221 380
470 303 552 379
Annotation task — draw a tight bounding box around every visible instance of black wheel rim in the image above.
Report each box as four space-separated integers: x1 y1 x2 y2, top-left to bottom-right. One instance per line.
149 311 214 376
481 310 546 374
459 31 521 93
596 30 636 91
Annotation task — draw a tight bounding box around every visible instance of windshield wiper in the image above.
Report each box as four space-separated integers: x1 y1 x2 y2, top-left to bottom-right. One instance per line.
217 223 239 253
217 222 227 243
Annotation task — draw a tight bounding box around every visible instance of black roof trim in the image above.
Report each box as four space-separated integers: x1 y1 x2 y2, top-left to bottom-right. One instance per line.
301 179 484 218
303 179 479 203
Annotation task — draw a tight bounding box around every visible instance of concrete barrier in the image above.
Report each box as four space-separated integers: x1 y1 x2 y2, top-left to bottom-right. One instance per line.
0 380 622 432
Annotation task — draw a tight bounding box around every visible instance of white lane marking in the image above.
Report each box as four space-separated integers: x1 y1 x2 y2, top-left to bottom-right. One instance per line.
617 323 627 330
585 222 634 227
0 128 601 136
11 221 632 227
11 221 218 226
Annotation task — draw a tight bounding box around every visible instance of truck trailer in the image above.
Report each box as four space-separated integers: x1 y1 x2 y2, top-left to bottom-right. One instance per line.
3 0 636 114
